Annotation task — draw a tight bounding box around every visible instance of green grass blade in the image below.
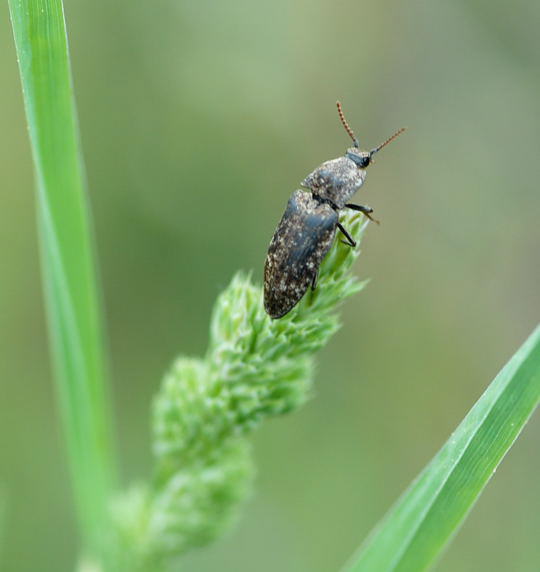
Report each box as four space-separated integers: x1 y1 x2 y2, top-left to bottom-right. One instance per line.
344 324 540 572
8 0 117 564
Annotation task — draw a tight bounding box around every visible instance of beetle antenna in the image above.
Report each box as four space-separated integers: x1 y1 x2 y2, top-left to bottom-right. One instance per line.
370 127 406 156
336 101 359 148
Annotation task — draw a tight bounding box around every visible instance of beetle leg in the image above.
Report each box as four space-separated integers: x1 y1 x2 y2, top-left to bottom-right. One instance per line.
311 269 318 290
337 222 356 247
345 203 380 225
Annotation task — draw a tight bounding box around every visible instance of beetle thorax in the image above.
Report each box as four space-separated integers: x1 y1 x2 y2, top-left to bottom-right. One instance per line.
301 155 367 209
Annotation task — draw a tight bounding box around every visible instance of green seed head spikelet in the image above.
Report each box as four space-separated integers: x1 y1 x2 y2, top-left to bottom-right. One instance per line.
112 212 369 568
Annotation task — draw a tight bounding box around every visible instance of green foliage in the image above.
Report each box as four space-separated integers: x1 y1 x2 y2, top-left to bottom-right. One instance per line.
9 4 538 571
8 0 116 567
344 324 540 572
111 212 368 569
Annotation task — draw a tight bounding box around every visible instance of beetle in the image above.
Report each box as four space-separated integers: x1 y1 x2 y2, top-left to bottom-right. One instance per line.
263 101 405 319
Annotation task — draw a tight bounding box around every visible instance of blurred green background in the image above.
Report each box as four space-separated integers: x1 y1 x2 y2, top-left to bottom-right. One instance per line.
1 0 539 570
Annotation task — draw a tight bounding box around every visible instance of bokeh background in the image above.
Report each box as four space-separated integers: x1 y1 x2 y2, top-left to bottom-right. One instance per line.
1 1 539 570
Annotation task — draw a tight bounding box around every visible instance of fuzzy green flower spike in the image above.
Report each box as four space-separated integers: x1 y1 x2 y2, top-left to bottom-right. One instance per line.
112 211 369 570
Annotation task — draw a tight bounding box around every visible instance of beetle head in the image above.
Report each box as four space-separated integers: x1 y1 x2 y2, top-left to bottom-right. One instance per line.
337 101 405 169
346 148 372 168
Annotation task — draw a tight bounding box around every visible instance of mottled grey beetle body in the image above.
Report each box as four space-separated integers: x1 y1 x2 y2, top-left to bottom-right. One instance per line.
263 103 405 319
264 190 338 318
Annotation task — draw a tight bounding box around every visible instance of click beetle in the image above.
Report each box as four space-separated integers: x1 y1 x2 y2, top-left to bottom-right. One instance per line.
263 101 405 319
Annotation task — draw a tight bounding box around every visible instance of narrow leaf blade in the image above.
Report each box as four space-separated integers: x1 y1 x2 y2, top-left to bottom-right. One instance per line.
8 0 117 564
344 324 540 572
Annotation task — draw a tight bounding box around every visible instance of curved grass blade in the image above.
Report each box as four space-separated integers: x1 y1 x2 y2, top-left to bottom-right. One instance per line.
8 0 117 565
344 324 540 572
